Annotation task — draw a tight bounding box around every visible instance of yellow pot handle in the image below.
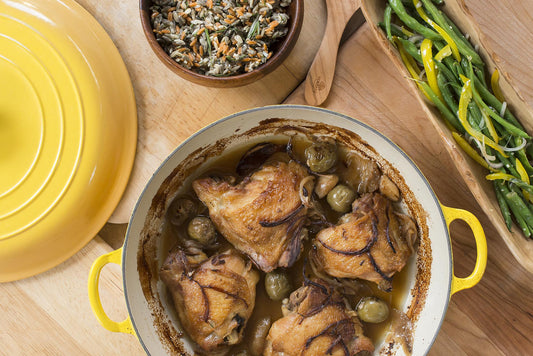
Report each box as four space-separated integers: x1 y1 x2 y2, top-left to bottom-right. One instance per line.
441 205 487 296
88 247 135 335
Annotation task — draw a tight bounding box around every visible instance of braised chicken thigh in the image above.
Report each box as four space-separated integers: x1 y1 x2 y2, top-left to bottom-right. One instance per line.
264 278 374 356
312 193 417 291
193 160 310 272
160 249 259 355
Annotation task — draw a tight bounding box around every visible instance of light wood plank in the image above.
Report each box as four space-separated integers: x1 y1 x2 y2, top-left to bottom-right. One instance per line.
0 237 145 355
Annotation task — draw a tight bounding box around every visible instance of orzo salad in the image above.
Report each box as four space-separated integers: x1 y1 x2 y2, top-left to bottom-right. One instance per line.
150 0 292 76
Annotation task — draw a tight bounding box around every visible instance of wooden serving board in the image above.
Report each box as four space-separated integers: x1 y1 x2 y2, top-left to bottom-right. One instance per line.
3 0 533 355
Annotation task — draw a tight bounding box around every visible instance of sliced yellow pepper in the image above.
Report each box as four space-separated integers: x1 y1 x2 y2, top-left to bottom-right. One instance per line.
458 76 507 156
516 159 530 184
516 158 533 202
420 38 444 102
393 37 420 77
393 37 432 101
400 26 414 37
491 69 505 102
486 172 516 181
452 132 490 170
413 0 461 62
434 45 452 62
479 105 500 144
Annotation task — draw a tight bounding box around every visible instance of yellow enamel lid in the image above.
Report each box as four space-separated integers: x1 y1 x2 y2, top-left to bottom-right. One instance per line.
0 0 137 281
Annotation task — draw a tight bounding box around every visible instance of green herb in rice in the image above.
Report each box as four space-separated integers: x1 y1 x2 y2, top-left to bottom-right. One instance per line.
150 0 292 76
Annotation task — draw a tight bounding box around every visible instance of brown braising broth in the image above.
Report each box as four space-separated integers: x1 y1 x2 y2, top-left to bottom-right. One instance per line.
159 136 416 355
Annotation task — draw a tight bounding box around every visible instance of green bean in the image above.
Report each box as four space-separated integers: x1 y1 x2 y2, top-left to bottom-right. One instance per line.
472 77 524 129
389 0 441 40
474 66 487 88
467 101 483 130
439 10 476 52
384 5 393 40
435 61 462 96
506 191 533 236
509 179 533 197
419 0 483 66
504 191 531 237
452 61 465 80
397 38 422 62
495 151 521 178
437 71 458 114
433 40 458 73
462 60 531 139
470 85 531 139
419 82 462 131
514 143 533 175
378 22 409 39
494 181 513 231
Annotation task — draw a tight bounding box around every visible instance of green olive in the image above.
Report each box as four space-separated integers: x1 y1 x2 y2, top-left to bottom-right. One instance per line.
304 141 337 173
265 271 292 301
356 297 389 323
327 184 357 213
167 197 196 226
187 216 216 246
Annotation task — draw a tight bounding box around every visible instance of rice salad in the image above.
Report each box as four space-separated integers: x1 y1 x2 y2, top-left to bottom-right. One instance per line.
150 0 292 76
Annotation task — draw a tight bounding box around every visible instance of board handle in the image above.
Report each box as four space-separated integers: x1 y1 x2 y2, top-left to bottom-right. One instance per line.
441 205 487 296
88 247 135 335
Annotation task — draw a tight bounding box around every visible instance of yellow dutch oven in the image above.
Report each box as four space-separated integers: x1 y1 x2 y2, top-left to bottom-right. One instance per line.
89 105 486 355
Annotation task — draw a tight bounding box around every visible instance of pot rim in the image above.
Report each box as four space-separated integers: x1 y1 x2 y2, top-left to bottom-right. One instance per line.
122 104 453 355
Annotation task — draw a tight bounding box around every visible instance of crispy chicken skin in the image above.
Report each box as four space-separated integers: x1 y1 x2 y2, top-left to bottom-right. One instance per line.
159 249 259 355
264 278 374 356
312 193 417 291
192 160 310 272
338 149 381 194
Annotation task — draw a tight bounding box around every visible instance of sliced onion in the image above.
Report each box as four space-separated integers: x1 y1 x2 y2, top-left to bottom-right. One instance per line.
408 34 424 44
499 137 527 152
500 102 507 117
488 162 504 169
468 135 502 169
478 115 486 130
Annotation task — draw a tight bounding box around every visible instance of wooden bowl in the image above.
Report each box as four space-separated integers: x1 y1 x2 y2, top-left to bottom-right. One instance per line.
139 0 304 88
361 0 533 273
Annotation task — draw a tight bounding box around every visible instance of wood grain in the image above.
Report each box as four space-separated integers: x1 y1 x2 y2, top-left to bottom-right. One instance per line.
0 236 145 355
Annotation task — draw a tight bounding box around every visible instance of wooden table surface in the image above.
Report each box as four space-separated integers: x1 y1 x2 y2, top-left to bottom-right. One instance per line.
2 0 533 355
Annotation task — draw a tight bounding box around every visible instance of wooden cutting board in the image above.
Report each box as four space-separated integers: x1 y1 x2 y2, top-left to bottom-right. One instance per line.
3 0 533 355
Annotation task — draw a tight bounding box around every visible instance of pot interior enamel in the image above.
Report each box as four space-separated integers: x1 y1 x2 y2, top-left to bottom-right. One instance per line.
122 105 451 355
